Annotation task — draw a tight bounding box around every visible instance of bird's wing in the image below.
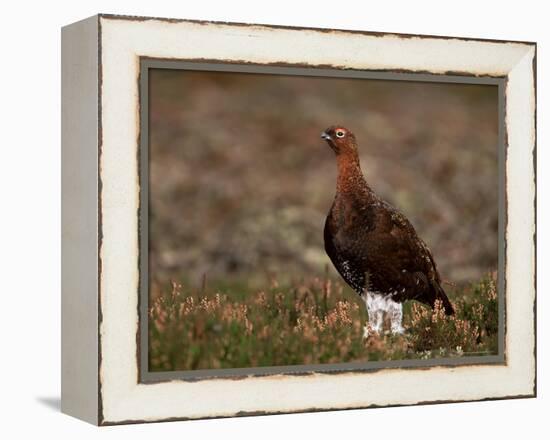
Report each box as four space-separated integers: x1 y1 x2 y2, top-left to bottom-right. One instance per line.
362 207 438 298
324 197 443 302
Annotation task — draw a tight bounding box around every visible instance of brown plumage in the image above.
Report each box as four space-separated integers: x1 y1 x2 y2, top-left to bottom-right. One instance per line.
321 125 453 335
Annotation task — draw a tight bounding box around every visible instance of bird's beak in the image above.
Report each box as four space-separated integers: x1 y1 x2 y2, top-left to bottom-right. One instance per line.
321 132 332 141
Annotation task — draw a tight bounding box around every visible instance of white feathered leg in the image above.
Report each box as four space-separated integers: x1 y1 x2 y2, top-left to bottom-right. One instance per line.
362 292 384 339
388 300 405 334
362 291 405 338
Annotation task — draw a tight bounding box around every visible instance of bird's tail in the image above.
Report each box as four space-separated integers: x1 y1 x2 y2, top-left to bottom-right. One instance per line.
432 282 455 315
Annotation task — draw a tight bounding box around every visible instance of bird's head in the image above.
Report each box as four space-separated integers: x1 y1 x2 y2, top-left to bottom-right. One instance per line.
321 126 358 156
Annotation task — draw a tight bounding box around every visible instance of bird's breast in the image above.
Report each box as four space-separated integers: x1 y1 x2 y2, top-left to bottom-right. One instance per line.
327 208 372 261
330 194 376 237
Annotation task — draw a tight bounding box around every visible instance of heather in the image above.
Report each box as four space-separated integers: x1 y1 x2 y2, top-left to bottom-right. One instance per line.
148 273 498 371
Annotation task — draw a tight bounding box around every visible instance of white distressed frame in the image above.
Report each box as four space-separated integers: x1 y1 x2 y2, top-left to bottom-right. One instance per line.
62 14 536 425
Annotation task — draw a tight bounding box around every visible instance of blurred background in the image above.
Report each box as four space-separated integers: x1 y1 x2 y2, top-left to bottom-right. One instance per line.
148 68 498 290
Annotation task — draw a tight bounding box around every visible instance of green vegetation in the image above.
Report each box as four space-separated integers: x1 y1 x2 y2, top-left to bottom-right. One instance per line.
148 273 498 371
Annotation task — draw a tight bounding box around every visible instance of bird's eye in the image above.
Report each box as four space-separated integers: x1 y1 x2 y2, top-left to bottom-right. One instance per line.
336 130 345 138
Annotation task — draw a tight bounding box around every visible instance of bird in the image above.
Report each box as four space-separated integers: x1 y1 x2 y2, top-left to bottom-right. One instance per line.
321 125 454 338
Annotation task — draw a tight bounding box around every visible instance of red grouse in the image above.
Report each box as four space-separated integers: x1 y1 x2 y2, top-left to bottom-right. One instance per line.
322 125 454 338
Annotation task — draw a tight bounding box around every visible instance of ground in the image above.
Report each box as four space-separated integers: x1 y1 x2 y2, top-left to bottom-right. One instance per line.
148 271 498 371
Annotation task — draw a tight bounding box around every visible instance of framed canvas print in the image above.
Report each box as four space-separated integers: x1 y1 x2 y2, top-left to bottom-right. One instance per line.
61 14 537 425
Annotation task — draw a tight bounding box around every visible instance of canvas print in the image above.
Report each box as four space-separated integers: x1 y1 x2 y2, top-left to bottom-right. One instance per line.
146 68 500 372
